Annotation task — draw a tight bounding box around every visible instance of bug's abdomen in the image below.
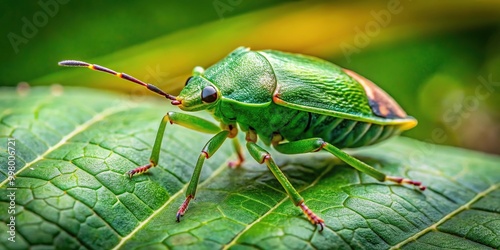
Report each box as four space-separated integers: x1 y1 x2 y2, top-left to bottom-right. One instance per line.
281 112 401 148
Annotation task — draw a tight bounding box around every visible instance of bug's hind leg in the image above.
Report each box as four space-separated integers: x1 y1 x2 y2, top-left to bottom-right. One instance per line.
246 142 325 231
274 138 426 191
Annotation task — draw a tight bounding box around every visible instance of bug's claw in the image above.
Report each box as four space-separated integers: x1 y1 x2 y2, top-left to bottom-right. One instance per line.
318 222 325 232
127 171 134 179
299 202 325 232
386 176 426 191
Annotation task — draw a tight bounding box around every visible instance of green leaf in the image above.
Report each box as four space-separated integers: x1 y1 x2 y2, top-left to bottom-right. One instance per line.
1 87 499 250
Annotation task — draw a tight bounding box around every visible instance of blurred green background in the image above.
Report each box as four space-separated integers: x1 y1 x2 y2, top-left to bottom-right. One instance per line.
2 0 500 154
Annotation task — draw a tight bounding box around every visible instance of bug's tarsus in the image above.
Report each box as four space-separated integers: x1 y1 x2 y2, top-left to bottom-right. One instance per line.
58 60 178 102
127 163 153 178
228 160 241 168
386 176 426 191
299 202 325 232
228 146 244 168
176 195 193 222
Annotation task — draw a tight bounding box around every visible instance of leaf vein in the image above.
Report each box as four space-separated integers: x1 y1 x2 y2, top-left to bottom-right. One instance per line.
49 180 123 237
19 205 94 249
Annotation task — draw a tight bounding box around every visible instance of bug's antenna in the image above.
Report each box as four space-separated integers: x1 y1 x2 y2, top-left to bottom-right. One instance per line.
58 60 179 103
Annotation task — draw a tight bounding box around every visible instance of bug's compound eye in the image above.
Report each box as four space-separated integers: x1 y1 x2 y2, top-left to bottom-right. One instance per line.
201 86 218 103
185 76 193 86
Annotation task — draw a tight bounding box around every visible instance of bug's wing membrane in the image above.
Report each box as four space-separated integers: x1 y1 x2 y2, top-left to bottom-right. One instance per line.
343 68 408 119
259 50 416 127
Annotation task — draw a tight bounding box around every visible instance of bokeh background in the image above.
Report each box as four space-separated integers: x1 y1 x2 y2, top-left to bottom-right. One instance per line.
2 0 500 154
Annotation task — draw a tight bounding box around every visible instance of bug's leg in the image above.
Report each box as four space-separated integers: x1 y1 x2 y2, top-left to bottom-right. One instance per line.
274 138 426 191
228 137 245 168
246 142 325 231
177 130 230 222
220 123 244 168
127 112 221 177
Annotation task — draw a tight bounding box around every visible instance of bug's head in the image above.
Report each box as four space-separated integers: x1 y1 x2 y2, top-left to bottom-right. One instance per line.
175 74 220 111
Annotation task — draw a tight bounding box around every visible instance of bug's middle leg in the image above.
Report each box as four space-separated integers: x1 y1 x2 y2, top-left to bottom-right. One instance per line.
246 141 325 231
221 124 245 168
274 138 426 190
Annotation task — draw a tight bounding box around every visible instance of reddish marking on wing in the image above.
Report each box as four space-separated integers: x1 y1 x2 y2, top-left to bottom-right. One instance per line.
343 68 407 119
378 105 389 117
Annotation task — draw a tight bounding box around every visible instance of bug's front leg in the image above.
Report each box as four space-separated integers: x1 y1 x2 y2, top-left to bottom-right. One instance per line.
274 138 426 190
127 112 221 177
177 130 230 222
246 142 325 231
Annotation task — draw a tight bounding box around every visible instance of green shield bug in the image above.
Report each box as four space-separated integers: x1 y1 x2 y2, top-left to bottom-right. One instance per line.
59 47 424 231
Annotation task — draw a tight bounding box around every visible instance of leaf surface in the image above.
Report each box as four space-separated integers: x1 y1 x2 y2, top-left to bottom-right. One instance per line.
0 87 498 249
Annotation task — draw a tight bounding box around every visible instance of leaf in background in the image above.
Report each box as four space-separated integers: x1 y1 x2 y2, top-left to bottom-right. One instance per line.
29 0 500 92
0 87 499 249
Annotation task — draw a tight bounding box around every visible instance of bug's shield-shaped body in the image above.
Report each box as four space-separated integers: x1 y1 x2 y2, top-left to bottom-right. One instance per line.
183 47 417 147
174 48 423 229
